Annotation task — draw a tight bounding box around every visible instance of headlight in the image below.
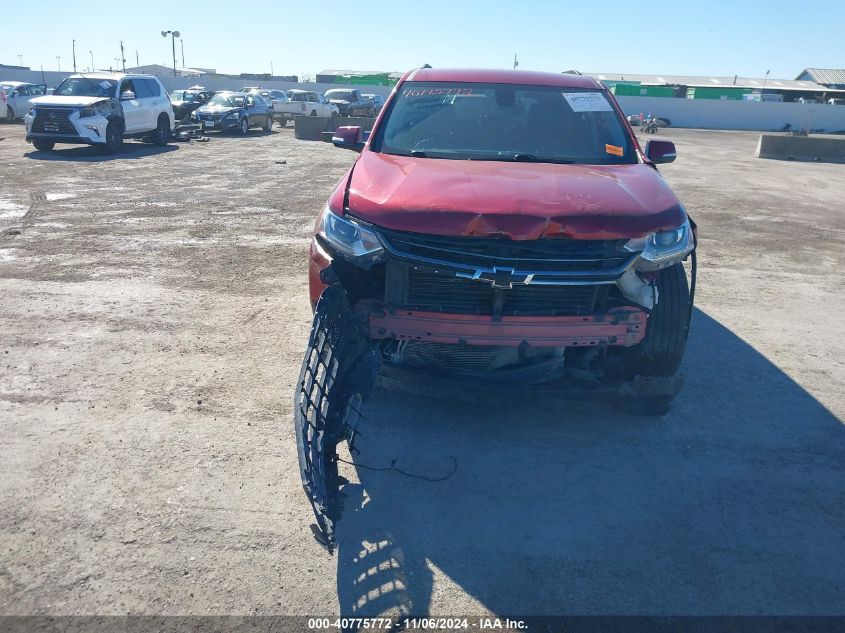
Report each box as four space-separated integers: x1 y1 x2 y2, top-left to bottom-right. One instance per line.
317 205 384 265
224 112 239 119
625 217 694 271
79 107 97 118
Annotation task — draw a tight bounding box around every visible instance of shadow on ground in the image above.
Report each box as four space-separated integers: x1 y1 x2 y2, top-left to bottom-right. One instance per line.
24 142 178 162
335 308 845 616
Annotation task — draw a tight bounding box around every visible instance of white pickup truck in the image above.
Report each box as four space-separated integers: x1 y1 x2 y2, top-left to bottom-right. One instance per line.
274 89 339 125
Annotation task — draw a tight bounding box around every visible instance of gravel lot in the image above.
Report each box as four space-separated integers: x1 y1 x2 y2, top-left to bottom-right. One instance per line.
1 123 843 617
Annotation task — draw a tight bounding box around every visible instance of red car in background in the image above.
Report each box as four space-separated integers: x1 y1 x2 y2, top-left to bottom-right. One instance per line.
296 68 697 550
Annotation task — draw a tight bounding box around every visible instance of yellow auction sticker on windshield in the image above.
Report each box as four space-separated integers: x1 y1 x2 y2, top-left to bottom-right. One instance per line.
605 144 624 156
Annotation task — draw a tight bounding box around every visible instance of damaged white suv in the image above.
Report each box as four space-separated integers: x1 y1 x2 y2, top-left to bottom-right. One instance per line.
24 73 174 153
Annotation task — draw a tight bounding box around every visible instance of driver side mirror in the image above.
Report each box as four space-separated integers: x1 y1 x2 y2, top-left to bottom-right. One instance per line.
644 140 677 164
332 126 364 152
120 90 136 101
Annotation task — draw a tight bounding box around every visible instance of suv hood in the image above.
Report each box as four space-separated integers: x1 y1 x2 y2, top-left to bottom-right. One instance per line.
31 95 107 108
346 151 685 240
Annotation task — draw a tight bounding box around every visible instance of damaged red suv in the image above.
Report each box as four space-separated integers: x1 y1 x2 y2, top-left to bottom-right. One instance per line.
296 68 697 550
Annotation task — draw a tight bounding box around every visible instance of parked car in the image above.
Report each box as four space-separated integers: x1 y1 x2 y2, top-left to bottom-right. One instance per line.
295 68 697 548
191 91 273 134
323 88 375 117
24 73 174 153
275 89 339 124
243 88 291 122
169 88 212 121
362 93 386 115
1 81 48 121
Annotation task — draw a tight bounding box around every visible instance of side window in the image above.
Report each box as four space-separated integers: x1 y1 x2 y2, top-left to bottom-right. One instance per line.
31 85 47 96
246 96 254 106
120 80 135 97
144 79 161 97
133 80 151 99
17 86 30 96
306 93 317 103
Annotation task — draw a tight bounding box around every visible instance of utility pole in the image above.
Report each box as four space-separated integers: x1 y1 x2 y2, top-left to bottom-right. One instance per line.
513 54 518 70
181 39 185 68
270 61 274 77
136 50 140 69
90 50 94 72
72 39 77 72
161 30 181 77
120 40 126 72
56 56 61 72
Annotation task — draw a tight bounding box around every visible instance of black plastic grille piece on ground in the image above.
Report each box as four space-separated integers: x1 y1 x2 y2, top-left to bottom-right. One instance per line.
294 282 378 553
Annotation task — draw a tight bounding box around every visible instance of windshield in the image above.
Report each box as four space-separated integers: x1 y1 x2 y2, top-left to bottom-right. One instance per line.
208 94 245 108
171 91 199 103
373 82 635 165
325 90 354 101
53 77 117 98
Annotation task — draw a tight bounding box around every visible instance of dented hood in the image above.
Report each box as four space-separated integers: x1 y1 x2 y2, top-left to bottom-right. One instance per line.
346 151 685 240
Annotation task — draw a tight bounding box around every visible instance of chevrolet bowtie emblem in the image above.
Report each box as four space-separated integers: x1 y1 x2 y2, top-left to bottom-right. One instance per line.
490 267 515 289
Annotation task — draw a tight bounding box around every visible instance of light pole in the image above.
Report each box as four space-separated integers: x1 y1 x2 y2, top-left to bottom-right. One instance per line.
90 50 94 71
763 69 770 91
181 39 185 69
72 39 77 72
56 56 61 72
17 54 23 66
161 30 181 77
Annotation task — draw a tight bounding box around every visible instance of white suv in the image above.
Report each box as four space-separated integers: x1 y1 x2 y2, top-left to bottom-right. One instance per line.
24 73 174 153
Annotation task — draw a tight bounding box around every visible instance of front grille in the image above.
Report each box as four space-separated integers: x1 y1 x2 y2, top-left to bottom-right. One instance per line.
402 269 599 316
31 109 76 135
379 228 632 274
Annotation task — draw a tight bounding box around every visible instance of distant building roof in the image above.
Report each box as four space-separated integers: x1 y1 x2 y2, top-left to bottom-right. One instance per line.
125 64 206 77
318 69 403 79
795 68 845 88
588 72 835 93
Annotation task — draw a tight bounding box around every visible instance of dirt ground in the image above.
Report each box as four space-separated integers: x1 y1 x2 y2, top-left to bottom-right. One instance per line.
1 123 843 617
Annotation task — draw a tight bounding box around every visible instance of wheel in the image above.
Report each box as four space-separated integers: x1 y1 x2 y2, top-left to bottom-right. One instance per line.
632 263 690 376
279 119 288 127
103 120 124 154
263 115 273 132
239 116 249 135
32 139 55 151
5 106 14 122
310 110 317 116
150 114 170 146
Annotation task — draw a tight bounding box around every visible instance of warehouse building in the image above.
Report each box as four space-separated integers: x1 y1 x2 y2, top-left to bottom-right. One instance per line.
586 72 845 103
795 69 845 90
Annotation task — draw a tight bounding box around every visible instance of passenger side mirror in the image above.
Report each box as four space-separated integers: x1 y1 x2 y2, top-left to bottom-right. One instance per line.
332 126 364 152
644 140 677 164
120 90 136 101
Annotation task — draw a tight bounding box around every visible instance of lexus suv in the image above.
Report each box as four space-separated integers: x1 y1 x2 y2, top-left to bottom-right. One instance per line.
24 73 174 153
295 68 697 550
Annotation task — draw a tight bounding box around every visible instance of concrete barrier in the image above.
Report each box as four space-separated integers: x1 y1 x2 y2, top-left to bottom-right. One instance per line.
294 116 376 141
756 134 845 163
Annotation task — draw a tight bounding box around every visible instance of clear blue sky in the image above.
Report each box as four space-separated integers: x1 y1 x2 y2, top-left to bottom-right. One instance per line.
4 0 842 79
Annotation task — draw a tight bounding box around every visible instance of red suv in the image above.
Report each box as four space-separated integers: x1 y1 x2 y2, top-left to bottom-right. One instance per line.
295 68 697 550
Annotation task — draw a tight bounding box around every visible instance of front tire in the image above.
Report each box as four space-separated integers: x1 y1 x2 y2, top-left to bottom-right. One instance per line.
263 115 273 132
104 120 124 154
32 139 55 151
633 263 691 376
239 116 249 136
150 114 170 146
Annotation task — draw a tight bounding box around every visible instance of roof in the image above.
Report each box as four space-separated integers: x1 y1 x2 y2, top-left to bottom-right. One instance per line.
0 81 29 86
287 89 315 94
407 68 601 89
797 68 845 86
588 72 834 92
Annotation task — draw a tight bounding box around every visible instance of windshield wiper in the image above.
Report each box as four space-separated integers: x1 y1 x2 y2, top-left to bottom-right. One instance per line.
511 153 574 164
